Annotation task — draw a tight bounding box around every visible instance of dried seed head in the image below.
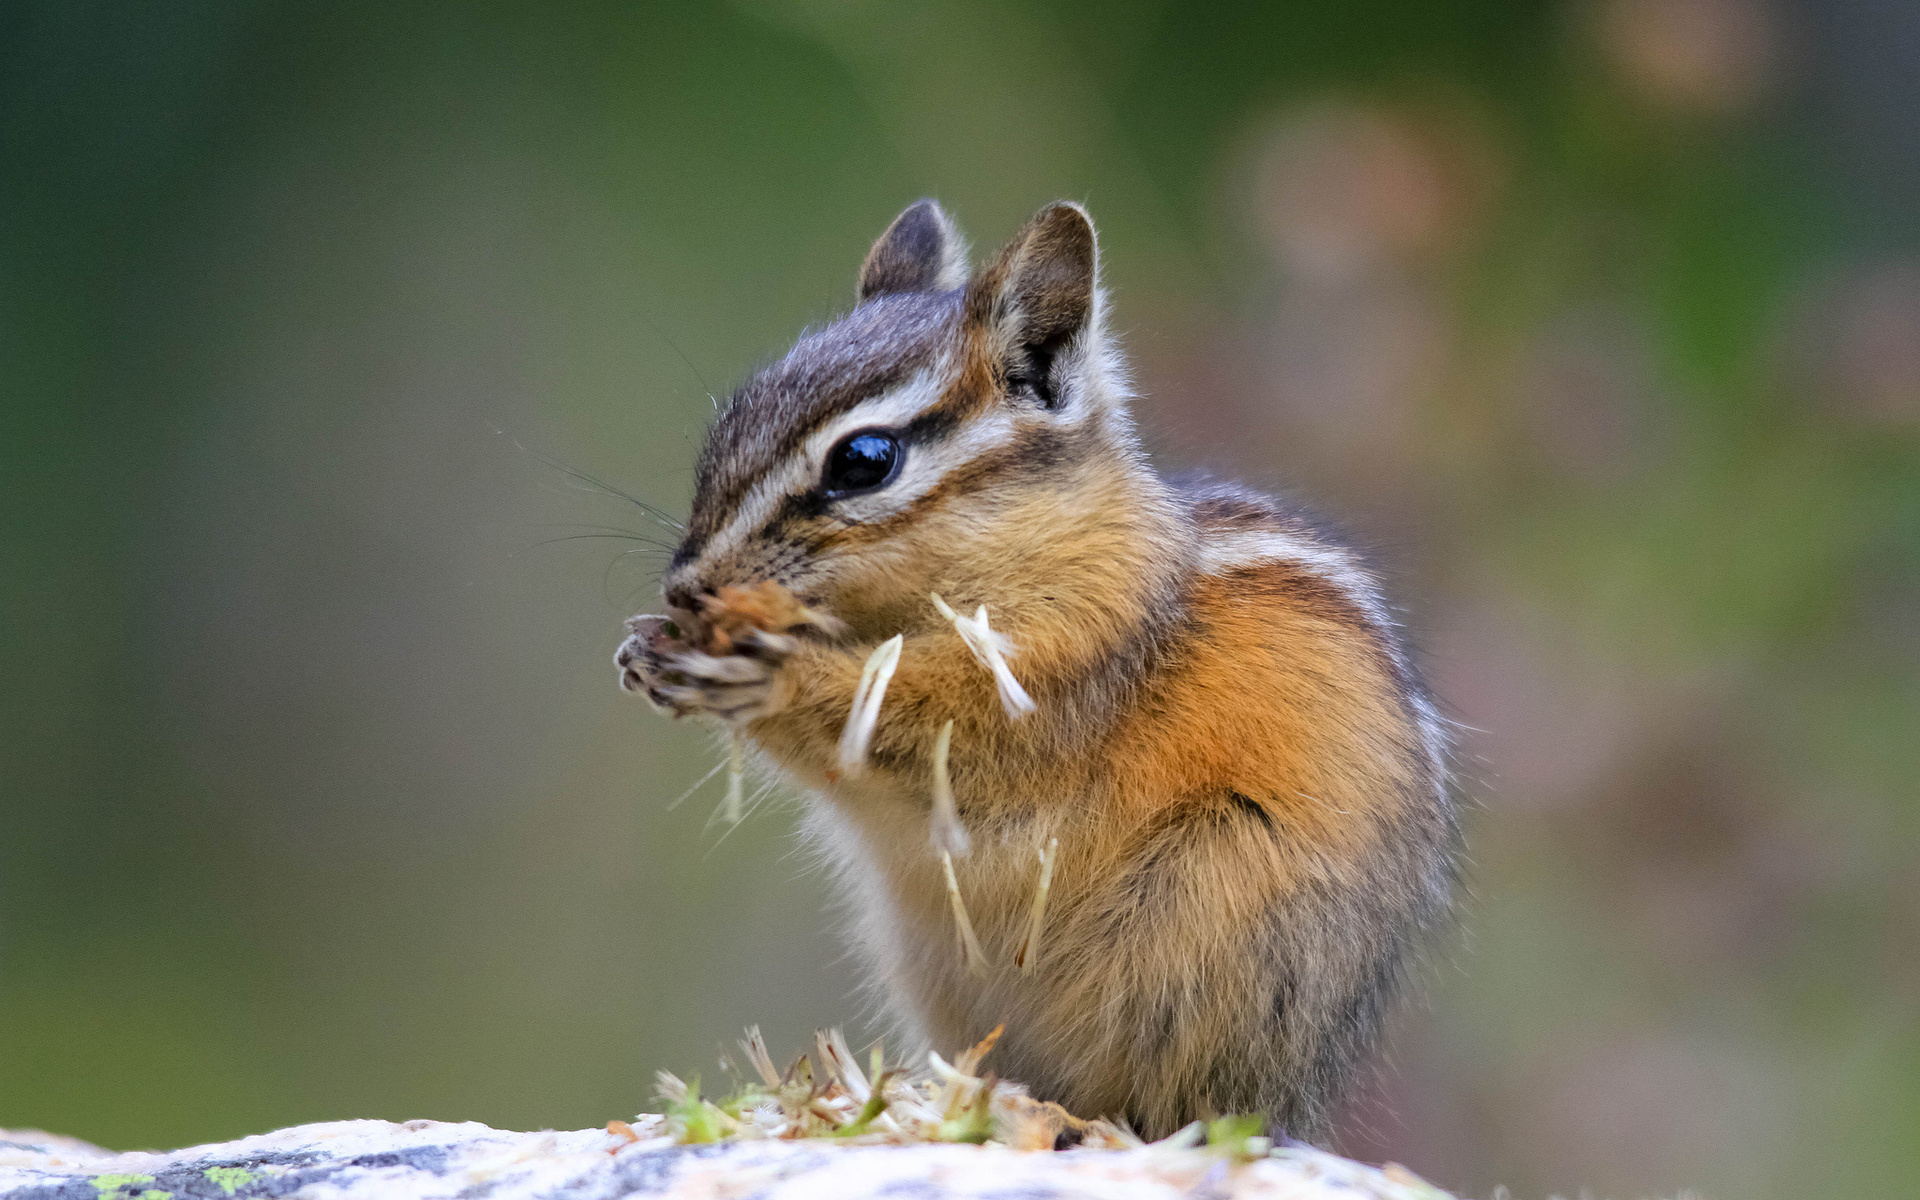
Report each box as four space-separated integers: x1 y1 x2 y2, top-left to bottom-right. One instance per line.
720 732 746 825
940 851 988 973
837 633 904 774
928 719 972 858
954 1024 1004 1077
1015 837 1059 973
739 1026 781 1089
930 593 1037 720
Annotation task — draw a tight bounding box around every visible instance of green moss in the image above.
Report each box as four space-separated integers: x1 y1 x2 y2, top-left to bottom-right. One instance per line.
1205 1113 1266 1161
202 1167 256 1196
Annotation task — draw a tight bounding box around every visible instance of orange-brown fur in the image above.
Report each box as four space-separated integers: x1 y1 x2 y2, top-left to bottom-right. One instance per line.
618 200 1455 1141
747 491 1431 1139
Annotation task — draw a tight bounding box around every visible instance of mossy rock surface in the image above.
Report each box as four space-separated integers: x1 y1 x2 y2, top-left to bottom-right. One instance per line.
0 1119 1454 1200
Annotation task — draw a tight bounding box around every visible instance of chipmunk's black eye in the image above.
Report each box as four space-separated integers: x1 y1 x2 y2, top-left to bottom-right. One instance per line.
823 429 902 495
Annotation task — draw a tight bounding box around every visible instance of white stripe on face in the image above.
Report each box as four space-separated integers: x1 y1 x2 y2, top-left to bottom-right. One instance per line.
830 405 1017 525
675 363 1029 583
670 333 1118 596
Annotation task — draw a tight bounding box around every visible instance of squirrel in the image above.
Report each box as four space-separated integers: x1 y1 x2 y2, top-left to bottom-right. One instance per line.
615 199 1458 1143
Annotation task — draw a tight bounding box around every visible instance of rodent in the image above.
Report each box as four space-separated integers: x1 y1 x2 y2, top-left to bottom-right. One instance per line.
615 199 1458 1143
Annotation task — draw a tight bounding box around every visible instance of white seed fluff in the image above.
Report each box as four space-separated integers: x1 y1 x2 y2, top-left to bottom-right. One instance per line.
721 730 746 825
837 633 904 775
1015 836 1059 973
928 719 972 859
928 593 1037 721
941 850 988 974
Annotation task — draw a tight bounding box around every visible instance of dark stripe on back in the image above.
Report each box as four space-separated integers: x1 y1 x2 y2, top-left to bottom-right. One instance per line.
1218 562 1374 633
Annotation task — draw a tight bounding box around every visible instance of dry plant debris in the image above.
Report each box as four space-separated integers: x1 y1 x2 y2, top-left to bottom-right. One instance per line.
940 851 990 973
1014 836 1059 972
721 731 746 825
928 718 969 857
647 1024 1127 1152
631 1022 1460 1198
929 592 1037 720
837 633 904 774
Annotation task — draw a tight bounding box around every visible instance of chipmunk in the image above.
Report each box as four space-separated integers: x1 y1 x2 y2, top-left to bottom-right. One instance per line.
615 199 1457 1143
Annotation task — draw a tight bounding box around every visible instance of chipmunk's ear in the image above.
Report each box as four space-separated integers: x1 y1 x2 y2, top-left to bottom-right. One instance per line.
858 199 970 302
964 201 1098 410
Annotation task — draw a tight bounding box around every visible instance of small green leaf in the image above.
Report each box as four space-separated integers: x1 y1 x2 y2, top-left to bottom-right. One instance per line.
1205 1113 1267 1161
833 1084 892 1137
936 1082 994 1144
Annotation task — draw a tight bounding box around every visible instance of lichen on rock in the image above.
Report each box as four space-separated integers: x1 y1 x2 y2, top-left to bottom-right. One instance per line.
0 1118 1453 1200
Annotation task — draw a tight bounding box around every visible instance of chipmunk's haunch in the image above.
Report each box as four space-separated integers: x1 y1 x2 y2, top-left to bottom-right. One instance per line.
616 199 1457 1142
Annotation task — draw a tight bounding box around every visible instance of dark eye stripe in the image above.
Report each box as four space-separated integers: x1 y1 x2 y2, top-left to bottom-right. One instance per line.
789 404 962 510
898 406 960 444
762 419 1097 562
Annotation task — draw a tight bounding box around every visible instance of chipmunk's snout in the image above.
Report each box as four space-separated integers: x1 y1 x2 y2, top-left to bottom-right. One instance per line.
662 548 771 613
661 576 721 632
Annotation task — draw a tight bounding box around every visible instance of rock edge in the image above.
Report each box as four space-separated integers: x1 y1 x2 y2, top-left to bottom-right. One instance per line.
0 1119 1453 1200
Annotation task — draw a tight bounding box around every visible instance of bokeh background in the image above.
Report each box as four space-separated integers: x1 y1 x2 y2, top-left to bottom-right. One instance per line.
4 1 1916 1196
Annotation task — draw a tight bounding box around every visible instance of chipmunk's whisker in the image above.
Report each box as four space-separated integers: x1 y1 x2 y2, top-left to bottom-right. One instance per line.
1015 836 1058 973
666 756 730 811
501 430 686 533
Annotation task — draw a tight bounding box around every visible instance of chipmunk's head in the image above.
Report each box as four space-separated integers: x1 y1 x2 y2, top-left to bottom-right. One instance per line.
663 199 1146 633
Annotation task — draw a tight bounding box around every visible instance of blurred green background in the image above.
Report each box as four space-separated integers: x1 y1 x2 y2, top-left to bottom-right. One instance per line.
3 1 1916 1196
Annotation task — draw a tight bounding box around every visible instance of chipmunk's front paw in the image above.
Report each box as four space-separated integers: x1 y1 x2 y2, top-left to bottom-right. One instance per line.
615 615 795 724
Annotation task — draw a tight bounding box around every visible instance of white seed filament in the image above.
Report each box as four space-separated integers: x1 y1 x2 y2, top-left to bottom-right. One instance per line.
721 731 746 825
928 719 971 859
941 850 988 974
1015 836 1058 973
929 593 1036 721
837 633 904 775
